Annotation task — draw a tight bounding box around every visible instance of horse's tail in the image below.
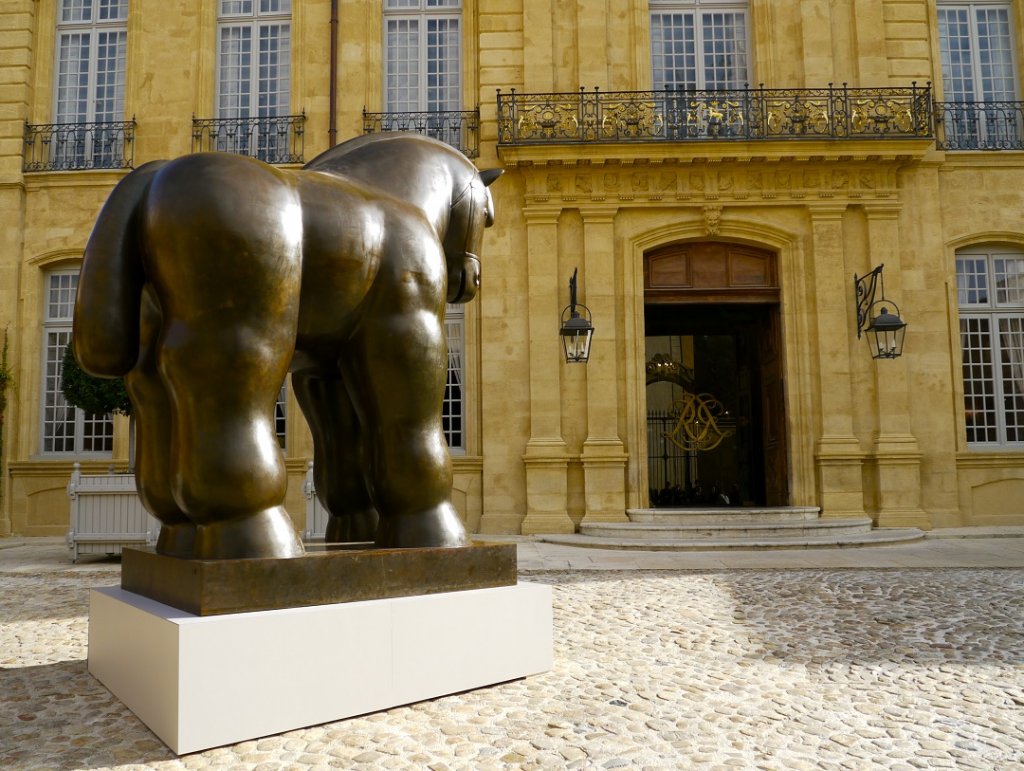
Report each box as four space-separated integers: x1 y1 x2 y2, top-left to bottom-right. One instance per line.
73 160 167 377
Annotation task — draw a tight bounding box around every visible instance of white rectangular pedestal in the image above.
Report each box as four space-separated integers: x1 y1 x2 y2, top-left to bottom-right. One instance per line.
89 582 553 755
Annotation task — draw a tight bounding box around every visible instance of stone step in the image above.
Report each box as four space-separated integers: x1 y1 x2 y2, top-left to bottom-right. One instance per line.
580 516 873 540
539 527 927 552
627 506 822 525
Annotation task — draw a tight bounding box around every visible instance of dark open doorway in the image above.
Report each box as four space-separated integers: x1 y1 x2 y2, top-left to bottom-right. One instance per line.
645 303 787 507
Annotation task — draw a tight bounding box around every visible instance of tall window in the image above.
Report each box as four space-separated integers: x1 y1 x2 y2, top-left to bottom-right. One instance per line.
650 0 749 91
216 0 291 159
938 1 1019 146
383 0 463 146
957 249 1024 446
41 271 114 455
444 304 465 453
275 381 287 450
54 0 128 167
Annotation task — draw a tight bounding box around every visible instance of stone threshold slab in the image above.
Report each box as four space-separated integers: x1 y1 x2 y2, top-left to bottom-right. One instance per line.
121 542 517 616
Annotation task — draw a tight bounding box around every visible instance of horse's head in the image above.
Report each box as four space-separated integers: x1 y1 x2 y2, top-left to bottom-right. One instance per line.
443 166 502 304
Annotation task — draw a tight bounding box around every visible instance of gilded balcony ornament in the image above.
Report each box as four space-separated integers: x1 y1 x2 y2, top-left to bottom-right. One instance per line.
495 84 933 146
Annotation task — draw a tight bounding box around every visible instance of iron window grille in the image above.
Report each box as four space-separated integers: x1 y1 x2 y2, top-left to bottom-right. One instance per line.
191 113 306 164
936 101 1024 150
23 119 135 172
362 109 480 158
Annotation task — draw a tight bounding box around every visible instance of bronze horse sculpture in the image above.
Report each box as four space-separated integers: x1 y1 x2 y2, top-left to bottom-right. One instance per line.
73 133 501 560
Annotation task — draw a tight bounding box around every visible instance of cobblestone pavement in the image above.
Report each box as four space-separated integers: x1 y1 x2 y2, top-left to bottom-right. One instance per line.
1 560 1022 770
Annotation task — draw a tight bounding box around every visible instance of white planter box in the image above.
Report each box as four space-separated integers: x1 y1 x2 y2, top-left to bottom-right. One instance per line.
67 463 159 562
302 461 330 541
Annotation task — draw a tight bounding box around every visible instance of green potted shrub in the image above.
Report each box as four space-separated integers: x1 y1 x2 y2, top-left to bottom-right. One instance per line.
61 342 134 469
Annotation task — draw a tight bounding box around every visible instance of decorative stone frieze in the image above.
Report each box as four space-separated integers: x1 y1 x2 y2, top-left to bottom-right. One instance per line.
516 158 906 207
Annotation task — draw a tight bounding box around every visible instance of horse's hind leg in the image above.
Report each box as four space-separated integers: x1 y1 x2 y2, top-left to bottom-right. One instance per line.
292 367 379 542
124 287 196 557
144 154 304 559
347 290 467 549
156 319 302 559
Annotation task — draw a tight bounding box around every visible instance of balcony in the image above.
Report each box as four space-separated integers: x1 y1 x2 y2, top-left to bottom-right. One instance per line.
497 85 933 146
362 109 479 159
192 113 305 164
936 101 1024 151
23 119 136 172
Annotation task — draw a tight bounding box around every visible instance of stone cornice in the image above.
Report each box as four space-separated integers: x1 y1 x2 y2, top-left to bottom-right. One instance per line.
955 451 1024 468
23 169 128 192
498 138 934 168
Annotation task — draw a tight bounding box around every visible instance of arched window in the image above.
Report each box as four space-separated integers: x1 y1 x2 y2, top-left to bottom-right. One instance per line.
40 270 114 455
956 247 1024 446
444 303 465 453
274 380 287 450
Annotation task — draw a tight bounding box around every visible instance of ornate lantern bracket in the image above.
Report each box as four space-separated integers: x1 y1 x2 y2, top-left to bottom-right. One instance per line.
854 264 907 359
560 268 594 364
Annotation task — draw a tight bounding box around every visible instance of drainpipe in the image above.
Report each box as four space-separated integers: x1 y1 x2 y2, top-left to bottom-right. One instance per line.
328 0 338 147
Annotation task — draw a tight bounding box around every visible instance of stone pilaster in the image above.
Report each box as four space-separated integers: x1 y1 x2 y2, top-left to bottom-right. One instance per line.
809 204 867 518
519 207 574 534
522 0 555 93
579 209 628 524
0 2 34 537
799 0 835 85
863 204 930 528
851 0 888 83
576 0 609 87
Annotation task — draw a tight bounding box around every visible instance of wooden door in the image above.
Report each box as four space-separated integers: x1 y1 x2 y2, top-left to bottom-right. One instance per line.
758 306 788 505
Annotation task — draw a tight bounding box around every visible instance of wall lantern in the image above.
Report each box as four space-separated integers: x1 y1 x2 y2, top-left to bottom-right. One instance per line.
854 264 907 359
560 268 594 363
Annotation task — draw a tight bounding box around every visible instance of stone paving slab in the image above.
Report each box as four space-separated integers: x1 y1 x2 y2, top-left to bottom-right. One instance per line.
1 556 1022 769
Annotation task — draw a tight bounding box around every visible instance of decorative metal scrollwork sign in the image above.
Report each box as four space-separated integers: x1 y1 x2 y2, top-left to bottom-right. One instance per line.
664 392 736 452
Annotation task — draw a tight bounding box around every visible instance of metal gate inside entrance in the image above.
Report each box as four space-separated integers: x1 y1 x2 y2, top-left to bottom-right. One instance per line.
645 324 752 506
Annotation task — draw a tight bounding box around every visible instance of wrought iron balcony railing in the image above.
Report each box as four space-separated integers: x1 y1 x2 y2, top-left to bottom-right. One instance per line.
192 113 306 164
936 101 1024 151
23 119 136 172
498 84 933 146
362 109 480 159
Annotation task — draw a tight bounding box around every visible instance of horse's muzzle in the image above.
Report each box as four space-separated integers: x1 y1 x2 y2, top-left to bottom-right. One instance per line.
447 252 481 303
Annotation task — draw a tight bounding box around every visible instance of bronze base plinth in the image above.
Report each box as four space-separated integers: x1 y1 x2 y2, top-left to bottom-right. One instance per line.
120 543 517 616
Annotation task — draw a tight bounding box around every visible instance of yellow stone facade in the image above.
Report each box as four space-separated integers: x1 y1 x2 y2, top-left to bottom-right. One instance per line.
2 0 1023 539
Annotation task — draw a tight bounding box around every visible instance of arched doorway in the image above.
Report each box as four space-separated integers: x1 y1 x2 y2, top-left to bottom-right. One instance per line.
644 241 787 507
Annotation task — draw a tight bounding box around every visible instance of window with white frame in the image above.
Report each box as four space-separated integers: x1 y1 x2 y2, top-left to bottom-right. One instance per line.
443 304 465 453
274 380 287 450
650 0 749 91
41 271 114 455
216 0 291 158
957 248 1024 446
383 0 463 146
54 0 128 166
937 0 1019 145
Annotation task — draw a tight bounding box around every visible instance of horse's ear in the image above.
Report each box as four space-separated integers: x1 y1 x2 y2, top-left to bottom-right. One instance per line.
479 168 504 187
